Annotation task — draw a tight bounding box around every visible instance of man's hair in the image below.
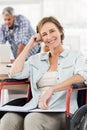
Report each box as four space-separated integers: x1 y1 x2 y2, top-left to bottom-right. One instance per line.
2 7 15 16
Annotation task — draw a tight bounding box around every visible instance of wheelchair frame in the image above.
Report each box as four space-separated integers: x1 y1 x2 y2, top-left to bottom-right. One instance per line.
0 79 87 130
66 83 87 130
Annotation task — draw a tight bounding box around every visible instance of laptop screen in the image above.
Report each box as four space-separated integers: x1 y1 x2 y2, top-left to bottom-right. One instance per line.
0 44 11 63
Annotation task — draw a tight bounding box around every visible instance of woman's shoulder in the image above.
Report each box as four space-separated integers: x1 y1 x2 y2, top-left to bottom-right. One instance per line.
63 49 84 62
66 49 83 57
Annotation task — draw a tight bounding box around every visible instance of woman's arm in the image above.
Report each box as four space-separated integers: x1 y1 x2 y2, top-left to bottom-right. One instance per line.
10 33 42 76
38 74 85 109
53 74 85 92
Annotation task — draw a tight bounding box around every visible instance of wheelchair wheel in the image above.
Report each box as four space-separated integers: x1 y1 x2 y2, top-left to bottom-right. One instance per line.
79 114 87 130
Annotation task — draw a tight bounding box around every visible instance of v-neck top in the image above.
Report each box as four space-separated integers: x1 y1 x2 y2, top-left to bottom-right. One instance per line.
37 71 57 95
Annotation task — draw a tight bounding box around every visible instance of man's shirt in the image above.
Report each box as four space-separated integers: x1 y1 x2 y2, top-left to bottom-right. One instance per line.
0 15 41 58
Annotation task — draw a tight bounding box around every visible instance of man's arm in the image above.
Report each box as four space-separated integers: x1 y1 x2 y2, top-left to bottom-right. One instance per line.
16 43 25 57
0 25 7 43
16 15 35 57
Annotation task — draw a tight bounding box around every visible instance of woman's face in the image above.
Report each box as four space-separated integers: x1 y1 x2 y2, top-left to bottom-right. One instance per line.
40 22 62 49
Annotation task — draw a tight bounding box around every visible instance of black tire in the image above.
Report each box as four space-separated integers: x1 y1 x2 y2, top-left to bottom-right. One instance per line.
79 114 87 130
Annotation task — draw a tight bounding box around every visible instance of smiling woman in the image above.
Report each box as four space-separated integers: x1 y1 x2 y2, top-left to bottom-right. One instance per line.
0 16 87 130
37 16 64 56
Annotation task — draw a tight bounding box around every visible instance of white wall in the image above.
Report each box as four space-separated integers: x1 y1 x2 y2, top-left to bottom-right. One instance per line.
43 0 87 25
42 0 87 59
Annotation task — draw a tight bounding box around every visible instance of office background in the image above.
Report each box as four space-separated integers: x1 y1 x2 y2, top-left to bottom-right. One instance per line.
0 0 87 60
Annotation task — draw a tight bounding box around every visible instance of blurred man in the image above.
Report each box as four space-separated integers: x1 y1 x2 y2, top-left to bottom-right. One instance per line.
0 6 41 103
0 6 41 60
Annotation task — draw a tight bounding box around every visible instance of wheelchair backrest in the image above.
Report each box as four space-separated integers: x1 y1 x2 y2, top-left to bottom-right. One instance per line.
77 90 86 107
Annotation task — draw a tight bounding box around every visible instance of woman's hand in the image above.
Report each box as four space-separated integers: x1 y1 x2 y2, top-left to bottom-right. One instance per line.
29 33 42 48
38 88 54 109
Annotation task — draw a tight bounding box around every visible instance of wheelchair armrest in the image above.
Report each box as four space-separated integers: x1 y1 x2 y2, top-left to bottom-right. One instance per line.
66 83 87 116
72 83 87 89
0 78 29 88
0 78 31 105
0 78 28 82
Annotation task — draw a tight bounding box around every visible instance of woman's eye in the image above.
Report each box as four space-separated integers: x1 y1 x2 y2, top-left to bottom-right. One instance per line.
42 33 47 37
50 30 55 33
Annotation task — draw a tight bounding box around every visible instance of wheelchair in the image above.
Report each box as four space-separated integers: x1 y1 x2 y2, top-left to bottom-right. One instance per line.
65 83 87 130
0 78 87 130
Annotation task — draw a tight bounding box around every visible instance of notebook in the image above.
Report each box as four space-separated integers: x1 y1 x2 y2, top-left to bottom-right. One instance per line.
0 105 65 113
0 44 11 63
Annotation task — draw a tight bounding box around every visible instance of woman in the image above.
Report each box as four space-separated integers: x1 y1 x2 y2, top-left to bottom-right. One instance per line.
0 16 87 130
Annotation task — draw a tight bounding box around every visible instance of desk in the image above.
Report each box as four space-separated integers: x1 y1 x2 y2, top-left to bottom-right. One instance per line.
0 62 28 89
0 62 10 80
0 63 29 106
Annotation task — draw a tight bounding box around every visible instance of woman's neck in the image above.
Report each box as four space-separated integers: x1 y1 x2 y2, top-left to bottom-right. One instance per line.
50 46 64 57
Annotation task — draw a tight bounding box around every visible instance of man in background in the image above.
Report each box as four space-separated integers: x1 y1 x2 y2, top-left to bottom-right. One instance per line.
0 6 41 103
0 6 41 61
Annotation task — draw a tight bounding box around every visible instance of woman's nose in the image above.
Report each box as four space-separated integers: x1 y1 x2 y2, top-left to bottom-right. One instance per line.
47 33 51 40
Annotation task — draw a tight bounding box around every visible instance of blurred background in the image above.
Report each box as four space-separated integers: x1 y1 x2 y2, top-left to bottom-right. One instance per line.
0 0 87 59
0 0 87 106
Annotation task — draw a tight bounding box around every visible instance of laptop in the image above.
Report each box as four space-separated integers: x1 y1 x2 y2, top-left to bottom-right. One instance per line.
0 44 11 63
